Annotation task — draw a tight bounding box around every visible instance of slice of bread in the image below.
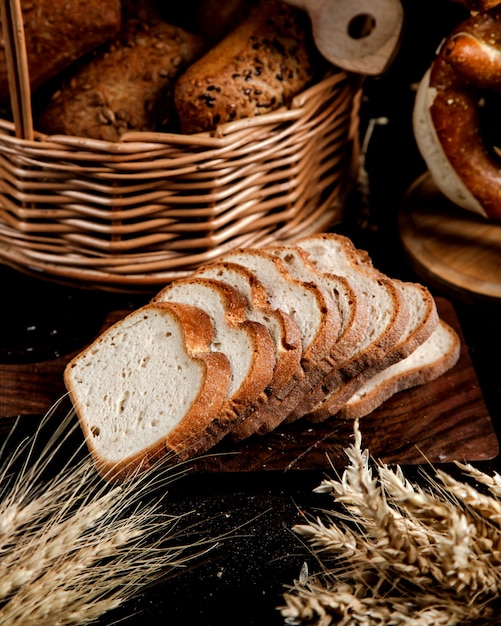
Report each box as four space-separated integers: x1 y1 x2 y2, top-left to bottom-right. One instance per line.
306 278 440 423
64 302 231 481
218 247 341 439
257 243 368 433
285 233 410 423
153 276 277 434
337 319 461 419
266 244 368 368
194 260 303 400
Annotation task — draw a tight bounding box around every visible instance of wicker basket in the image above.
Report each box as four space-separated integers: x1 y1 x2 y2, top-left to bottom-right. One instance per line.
0 0 362 292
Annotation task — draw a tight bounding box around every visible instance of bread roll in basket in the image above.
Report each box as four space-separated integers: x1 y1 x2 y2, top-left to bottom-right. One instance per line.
0 0 362 292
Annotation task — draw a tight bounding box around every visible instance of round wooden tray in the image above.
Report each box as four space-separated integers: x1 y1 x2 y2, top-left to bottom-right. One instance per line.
399 173 501 304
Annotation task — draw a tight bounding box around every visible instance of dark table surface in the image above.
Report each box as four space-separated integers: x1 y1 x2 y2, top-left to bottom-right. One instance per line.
1 2 500 624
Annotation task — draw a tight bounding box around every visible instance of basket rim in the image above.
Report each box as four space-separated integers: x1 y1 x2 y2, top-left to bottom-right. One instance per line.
0 71 358 152
0 25 363 292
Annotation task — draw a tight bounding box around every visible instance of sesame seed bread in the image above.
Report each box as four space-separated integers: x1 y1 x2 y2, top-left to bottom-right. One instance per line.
217 247 341 440
173 0 323 134
337 320 461 419
64 302 231 481
38 16 206 140
152 276 277 435
0 0 122 107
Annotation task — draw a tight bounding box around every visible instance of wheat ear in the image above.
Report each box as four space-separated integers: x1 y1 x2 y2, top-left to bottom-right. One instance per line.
279 420 501 625
0 403 218 626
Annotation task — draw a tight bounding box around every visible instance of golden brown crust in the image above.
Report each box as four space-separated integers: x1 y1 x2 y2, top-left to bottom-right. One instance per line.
428 7 501 220
0 0 121 105
37 17 206 140
295 274 410 424
173 0 324 134
272 233 410 425
194 260 303 394
259 244 369 429
64 302 232 482
153 276 277 435
337 321 461 420
219 247 341 441
305 281 439 423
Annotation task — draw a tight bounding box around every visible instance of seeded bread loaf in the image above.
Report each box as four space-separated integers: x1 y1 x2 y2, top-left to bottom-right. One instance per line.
0 0 121 106
173 0 323 134
152 276 276 438
37 16 206 140
64 302 231 481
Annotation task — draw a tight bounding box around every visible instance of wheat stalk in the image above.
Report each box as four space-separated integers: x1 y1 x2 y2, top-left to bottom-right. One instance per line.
279 421 501 625
0 403 218 626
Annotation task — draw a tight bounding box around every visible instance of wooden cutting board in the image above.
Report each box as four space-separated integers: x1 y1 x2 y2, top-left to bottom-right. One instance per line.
399 173 501 304
0 297 497 471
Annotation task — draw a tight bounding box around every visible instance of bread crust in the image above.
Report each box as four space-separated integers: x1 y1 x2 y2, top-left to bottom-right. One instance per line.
306 281 439 422
64 302 231 481
0 0 121 105
337 320 461 419
283 234 410 424
218 247 341 440
259 244 368 431
37 16 205 140
153 276 277 435
194 260 303 395
173 0 323 133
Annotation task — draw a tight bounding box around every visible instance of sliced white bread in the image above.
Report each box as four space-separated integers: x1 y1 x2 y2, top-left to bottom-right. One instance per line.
337 319 461 419
257 243 369 433
64 232 463 479
194 260 303 400
299 235 439 422
64 302 231 481
266 244 368 367
152 277 277 434
218 247 341 440
284 233 411 424
307 278 440 423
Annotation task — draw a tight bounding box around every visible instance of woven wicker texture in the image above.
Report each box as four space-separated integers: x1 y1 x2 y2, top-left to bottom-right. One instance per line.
0 1 361 292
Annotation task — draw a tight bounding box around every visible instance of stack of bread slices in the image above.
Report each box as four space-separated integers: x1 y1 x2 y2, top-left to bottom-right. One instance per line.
64 233 461 481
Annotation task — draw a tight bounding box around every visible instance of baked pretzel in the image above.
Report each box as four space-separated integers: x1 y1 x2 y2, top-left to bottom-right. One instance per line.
463 0 501 13
413 6 501 220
